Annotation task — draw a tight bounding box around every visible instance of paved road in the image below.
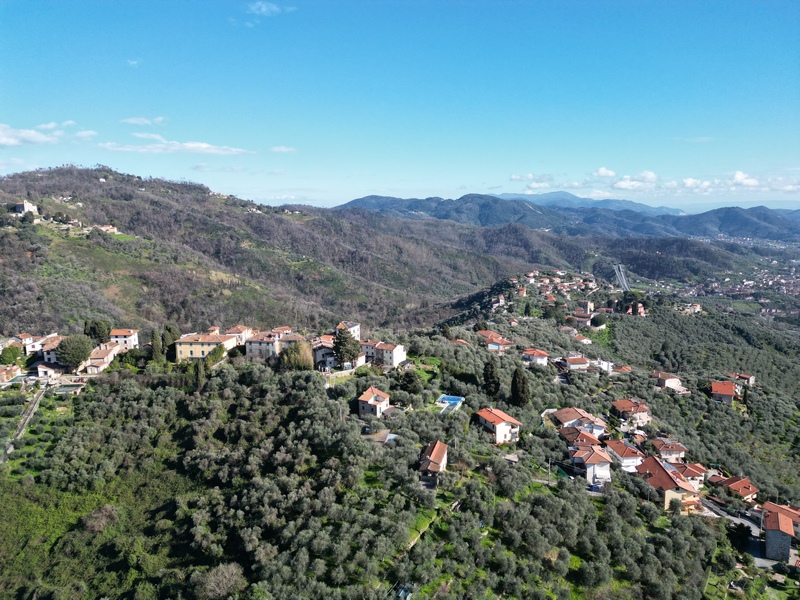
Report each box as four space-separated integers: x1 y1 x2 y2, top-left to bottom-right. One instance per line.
702 499 777 569
12 388 45 441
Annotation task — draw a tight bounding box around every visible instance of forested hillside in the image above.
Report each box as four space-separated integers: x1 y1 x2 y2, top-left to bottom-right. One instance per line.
0 285 799 597
4 166 784 338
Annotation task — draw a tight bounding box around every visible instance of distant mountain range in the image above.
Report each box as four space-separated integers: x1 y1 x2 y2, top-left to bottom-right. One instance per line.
336 194 800 242
495 191 685 216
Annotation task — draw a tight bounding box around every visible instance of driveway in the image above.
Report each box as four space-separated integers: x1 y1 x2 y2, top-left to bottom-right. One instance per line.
701 499 777 569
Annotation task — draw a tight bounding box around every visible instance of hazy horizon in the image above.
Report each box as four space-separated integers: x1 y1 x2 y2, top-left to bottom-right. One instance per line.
2 1 798 211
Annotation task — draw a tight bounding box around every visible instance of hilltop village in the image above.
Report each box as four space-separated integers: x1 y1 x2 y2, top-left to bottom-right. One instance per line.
2 266 798 574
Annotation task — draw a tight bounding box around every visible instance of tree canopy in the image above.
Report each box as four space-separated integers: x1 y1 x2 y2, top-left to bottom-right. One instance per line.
55 334 94 369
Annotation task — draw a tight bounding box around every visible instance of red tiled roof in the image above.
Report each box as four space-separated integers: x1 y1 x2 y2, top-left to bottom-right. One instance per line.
110 329 138 336
611 398 649 415
652 438 687 454
605 439 644 459
721 476 759 498
566 357 589 365
476 407 522 426
762 502 800 526
764 511 794 536
635 456 695 494
419 440 448 473
358 386 390 404
570 445 612 465
711 381 736 396
177 334 236 344
559 427 601 446
672 463 707 479
522 348 548 357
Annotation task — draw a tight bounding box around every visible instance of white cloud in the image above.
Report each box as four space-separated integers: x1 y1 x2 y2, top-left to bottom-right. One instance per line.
731 170 759 187
511 173 552 189
562 181 583 189
638 170 657 183
127 59 140 67
248 1 282 16
61 120 76 127
75 130 98 139
592 166 616 177
587 189 614 199
611 170 658 191
100 135 252 155
37 122 58 130
0 123 58 147
270 145 297 153
121 116 165 126
192 163 213 172
526 181 551 190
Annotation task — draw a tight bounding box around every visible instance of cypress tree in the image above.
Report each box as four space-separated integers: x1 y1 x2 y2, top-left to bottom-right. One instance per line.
510 366 530 407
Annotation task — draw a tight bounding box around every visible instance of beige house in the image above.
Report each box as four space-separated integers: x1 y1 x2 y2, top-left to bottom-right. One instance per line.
611 398 652 427
476 407 522 444
358 386 390 418
224 324 254 346
651 438 687 463
636 456 700 513
82 342 122 374
175 334 237 361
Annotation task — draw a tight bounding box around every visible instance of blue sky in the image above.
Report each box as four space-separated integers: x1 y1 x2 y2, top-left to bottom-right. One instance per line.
1 1 799 211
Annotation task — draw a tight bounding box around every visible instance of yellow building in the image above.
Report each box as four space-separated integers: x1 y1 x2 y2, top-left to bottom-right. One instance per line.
175 334 237 361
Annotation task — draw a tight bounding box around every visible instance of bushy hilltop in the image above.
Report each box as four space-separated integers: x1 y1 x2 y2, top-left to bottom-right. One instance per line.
1 166 792 338
1 266 800 598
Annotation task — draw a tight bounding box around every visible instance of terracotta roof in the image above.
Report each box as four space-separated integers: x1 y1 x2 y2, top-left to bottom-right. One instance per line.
272 326 293 334
110 329 138 336
522 348 548 357
635 456 695 494
41 336 64 352
672 463 707 479
566 357 589 365
358 386 390 404
559 427 601 446
248 332 280 342
652 438 687 454
611 398 650 415
721 476 759 498
475 330 501 339
376 342 397 351
225 324 249 334
176 334 236 344
419 440 448 473
711 381 736 396
450 339 470 346
476 407 522 426
651 371 679 380
551 407 606 429
764 511 794 536
605 439 644 459
337 321 359 330
762 502 800 526
570 445 612 465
